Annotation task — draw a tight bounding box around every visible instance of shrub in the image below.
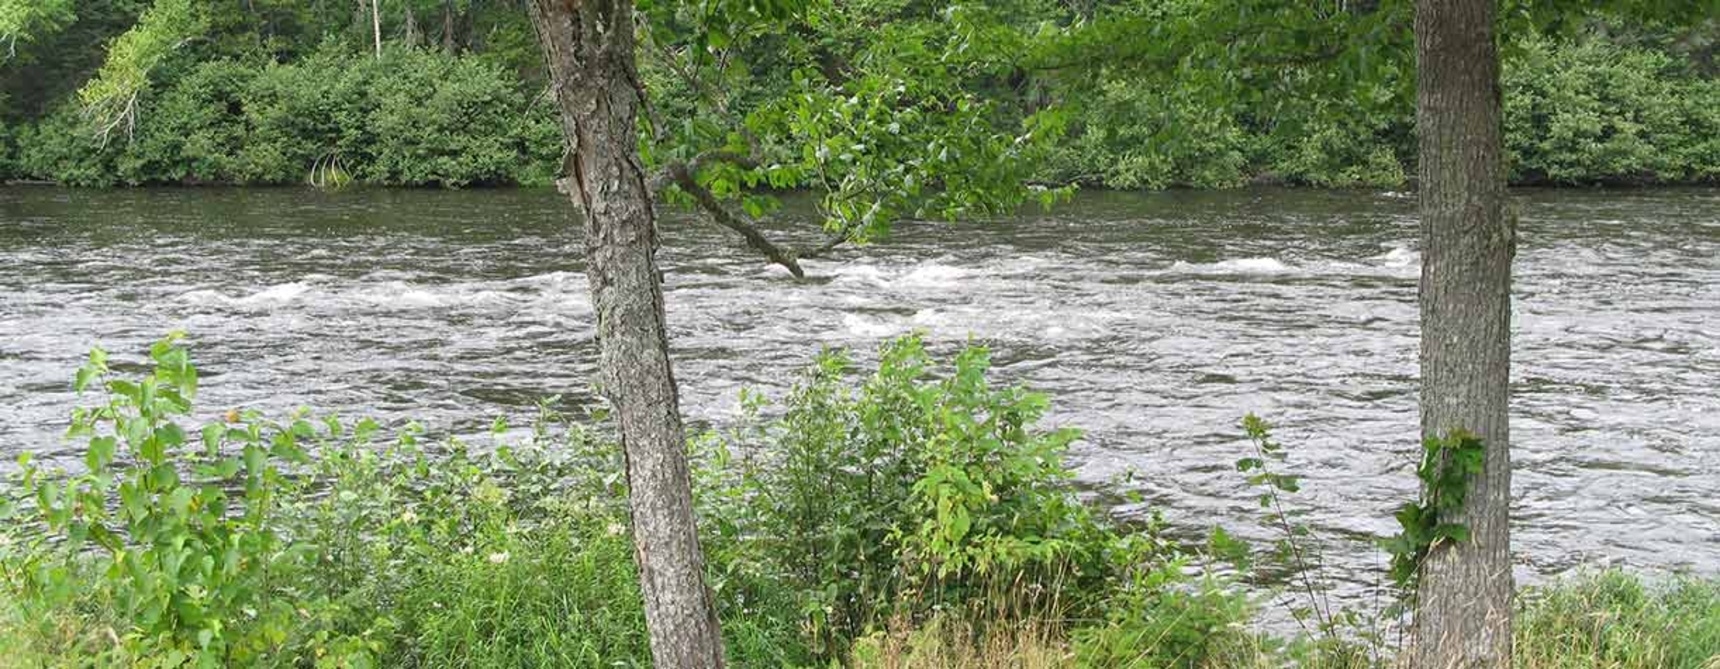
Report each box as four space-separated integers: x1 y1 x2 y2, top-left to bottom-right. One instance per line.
8 47 563 187
12 104 126 187
237 52 347 185
118 60 256 184
1255 97 1410 188
1045 79 1253 189
11 334 1720 668
715 336 1150 657
347 49 543 187
5 334 322 664
1504 35 1719 185
1072 559 1262 669
0 335 806 666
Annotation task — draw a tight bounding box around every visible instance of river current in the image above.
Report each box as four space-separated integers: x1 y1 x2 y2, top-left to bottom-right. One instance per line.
2 186 1716 588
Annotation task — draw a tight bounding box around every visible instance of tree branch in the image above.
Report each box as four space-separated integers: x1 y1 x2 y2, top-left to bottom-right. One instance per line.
664 161 807 278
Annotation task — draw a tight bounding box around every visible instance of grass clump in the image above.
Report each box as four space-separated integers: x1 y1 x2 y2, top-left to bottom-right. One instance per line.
1517 571 1720 669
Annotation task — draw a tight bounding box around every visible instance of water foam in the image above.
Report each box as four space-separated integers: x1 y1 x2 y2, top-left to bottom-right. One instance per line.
1169 257 1293 274
1375 244 1419 267
237 282 313 303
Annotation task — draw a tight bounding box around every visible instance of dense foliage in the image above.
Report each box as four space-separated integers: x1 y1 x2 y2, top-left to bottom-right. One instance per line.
5 336 1717 667
0 335 1165 666
11 48 559 187
0 1 1711 188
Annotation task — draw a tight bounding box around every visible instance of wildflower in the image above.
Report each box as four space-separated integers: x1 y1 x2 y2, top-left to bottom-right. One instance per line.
606 522 625 536
487 551 510 564
400 509 418 524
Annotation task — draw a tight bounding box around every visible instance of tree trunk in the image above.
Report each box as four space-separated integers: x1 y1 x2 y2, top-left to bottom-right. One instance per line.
442 0 456 54
403 1 418 47
371 0 382 58
1412 0 1514 667
526 2 727 667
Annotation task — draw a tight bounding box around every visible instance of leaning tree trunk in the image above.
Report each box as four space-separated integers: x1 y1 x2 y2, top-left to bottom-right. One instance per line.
1412 0 1514 667
527 2 727 667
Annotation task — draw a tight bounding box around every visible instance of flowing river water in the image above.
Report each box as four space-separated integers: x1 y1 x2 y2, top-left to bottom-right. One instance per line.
2 186 1716 592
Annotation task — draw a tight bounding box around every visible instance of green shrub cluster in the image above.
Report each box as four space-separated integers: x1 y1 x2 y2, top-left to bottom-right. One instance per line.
5 32 1710 190
713 339 1155 656
5 335 1719 667
7 48 561 188
0 334 1243 667
1039 35 1713 189
1504 35 1719 185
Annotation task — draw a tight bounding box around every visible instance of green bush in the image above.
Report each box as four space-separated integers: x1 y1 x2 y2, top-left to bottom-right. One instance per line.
713 337 1149 656
1 333 1151 666
237 53 346 185
1504 35 1719 185
13 104 127 187
9 335 1720 668
346 49 548 187
4 334 329 665
1254 98 1410 188
118 59 256 184
0 335 805 666
8 47 562 188
1045 79 1253 189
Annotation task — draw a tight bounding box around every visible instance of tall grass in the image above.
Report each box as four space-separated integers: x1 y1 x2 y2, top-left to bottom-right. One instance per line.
1517 571 1720 669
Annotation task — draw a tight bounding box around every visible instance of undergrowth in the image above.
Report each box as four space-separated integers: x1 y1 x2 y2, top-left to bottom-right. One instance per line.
1 334 1715 667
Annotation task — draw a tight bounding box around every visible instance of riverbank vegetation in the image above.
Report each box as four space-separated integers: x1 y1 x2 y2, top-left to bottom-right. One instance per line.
3 336 1716 667
0 1 1712 189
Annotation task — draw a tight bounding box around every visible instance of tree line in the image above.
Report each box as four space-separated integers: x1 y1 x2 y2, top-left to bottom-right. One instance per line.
0 0 1713 189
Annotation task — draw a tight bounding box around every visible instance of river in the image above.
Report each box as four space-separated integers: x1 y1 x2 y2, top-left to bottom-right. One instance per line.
2 185 1716 591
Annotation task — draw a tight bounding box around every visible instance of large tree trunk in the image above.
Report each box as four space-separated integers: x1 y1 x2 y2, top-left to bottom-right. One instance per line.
1412 0 1514 667
526 2 727 667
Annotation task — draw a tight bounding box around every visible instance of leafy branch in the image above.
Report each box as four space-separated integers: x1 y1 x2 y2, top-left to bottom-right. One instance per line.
1382 431 1485 594
1237 413 1335 636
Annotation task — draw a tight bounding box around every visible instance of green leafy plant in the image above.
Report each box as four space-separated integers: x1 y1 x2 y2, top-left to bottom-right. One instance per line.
12 332 321 665
1233 415 1391 666
1504 34 1718 184
1381 431 1485 594
1236 414 1332 635
715 334 1142 658
1072 558 1259 669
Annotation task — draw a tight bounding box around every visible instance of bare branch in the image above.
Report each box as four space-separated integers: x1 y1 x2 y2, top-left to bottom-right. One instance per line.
663 161 807 278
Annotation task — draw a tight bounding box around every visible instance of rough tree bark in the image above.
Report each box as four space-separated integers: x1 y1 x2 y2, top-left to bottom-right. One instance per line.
526 1 727 667
1412 0 1514 667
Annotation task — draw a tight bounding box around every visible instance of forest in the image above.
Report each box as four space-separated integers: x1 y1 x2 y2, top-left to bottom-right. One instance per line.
1 0 1718 668
0 0 1714 190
